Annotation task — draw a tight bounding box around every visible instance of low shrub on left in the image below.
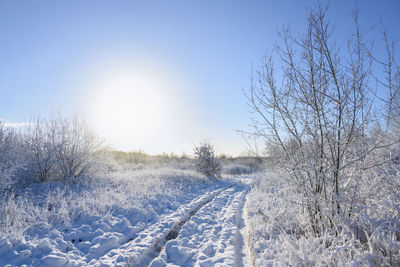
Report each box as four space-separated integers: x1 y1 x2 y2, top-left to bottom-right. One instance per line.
0 115 103 191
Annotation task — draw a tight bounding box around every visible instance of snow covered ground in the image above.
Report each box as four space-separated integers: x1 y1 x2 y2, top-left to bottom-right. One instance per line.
4 163 397 266
0 165 257 267
141 178 252 267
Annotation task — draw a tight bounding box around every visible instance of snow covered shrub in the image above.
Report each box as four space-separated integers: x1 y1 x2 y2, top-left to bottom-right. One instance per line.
22 115 102 183
23 117 57 182
0 121 23 191
193 141 221 178
50 116 102 182
246 173 371 266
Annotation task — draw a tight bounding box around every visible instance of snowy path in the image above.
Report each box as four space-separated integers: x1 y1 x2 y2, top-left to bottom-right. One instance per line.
95 180 251 267
150 183 250 267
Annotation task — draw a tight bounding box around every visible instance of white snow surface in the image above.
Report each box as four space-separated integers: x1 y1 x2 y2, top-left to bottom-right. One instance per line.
147 181 251 267
0 169 254 267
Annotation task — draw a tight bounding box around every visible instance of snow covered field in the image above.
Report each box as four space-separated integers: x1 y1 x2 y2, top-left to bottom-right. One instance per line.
0 161 258 267
2 157 398 266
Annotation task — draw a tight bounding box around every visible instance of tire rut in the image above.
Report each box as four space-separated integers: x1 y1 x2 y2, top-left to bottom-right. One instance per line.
127 186 231 267
149 183 251 267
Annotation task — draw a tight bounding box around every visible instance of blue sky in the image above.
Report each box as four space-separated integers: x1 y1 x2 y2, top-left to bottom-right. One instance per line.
1 0 399 155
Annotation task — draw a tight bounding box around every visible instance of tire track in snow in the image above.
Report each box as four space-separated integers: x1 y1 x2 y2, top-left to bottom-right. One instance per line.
132 186 231 267
148 181 251 267
235 190 251 267
93 185 230 266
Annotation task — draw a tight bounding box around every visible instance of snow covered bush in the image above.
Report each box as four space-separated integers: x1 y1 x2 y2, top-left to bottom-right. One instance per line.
193 141 221 178
0 121 23 191
22 115 102 183
245 172 395 266
23 117 57 182
0 115 103 186
50 116 102 182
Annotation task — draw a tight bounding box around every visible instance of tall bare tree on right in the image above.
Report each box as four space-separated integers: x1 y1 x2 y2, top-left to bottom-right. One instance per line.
246 5 399 235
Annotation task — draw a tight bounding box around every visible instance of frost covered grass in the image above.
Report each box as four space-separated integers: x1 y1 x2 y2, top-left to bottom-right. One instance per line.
0 164 225 266
246 171 400 266
1 168 208 236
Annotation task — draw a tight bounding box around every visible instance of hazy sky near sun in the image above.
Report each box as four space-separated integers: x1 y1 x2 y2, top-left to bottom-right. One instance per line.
1 0 399 155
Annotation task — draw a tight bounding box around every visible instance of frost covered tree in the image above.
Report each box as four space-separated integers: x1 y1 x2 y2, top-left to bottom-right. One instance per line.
245 5 399 235
194 141 221 178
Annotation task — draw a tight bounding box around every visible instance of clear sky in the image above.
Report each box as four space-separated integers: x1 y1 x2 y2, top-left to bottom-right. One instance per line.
0 0 399 156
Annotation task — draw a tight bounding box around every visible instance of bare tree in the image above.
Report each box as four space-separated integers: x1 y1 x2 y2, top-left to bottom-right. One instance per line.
372 23 400 135
245 5 394 234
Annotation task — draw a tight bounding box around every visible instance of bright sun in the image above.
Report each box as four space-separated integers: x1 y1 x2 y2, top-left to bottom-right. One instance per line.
88 69 171 150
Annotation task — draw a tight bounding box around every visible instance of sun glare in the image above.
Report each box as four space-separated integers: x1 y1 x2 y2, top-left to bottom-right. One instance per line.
88 69 172 150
